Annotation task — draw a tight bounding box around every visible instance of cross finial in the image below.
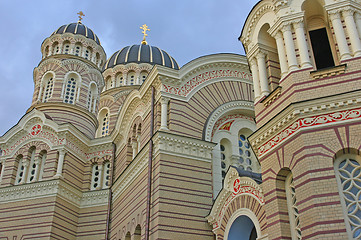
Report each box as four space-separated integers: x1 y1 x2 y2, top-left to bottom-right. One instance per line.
140 24 150 45
77 11 85 23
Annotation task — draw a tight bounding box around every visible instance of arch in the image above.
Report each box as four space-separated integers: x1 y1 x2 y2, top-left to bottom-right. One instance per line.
63 40 71 54
39 71 55 102
52 41 60 55
85 46 92 60
62 71 82 104
302 0 337 69
334 152 361 239
139 70 148 83
124 231 131 240
116 72 124 87
226 213 258 240
87 82 98 113
128 71 136 85
74 42 83 57
97 108 110 137
134 224 141 240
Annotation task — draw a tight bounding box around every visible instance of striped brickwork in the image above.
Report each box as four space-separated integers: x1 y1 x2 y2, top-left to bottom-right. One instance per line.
170 81 253 139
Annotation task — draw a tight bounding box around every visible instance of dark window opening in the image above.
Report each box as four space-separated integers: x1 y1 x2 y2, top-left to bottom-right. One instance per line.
309 28 335 69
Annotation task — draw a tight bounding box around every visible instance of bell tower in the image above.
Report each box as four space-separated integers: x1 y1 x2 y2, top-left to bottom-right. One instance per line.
29 15 106 138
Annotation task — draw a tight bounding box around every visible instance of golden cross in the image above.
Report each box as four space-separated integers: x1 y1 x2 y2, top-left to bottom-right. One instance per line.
140 24 150 45
77 11 85 23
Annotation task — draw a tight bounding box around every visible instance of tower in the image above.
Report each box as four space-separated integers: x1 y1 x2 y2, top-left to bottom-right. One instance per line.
240 0 361 239
30 20 106 139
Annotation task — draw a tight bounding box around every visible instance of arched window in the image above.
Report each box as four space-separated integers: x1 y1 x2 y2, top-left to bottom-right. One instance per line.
227 215 257 240
134 225 141 240
40 72 55 102
63 73 80 104
74 43 82 56
238 129 258 172
63 41 70 54
85 47 92 60
15 155 24 185
97 108 110 137
27 147 37 183
286 173 302 240
140 71 148 83
128 71 136 85
52 42 60 54
302 0 336 69
335 155 361 239
38 150 47 181
117 73 124 87
87 83 97 113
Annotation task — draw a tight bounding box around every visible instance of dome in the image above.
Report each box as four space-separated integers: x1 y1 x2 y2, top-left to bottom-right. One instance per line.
52 22 100 45
104 44 179 70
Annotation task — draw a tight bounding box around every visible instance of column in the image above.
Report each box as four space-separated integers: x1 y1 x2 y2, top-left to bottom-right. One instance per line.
135 71 141 85
274 31 289 77
294 21 313 68
250 58 261 101
343 9 361 57
58 42 63 54
92 97 97 113
329 11 352 60
123 72 128 85
0 161 4 182
48 45 53 57
33 158 40 182
69 43 75 55
160 97 170 131
256 52 270 96
97 164 103 190
54 149 66 178
281 24 299 71
20 159 29 184
355 12 361 39
38 83 43 102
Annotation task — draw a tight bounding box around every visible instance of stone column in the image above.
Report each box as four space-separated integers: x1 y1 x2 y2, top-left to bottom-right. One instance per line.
48 45 53 57
274 31 289 77
92 97 97 113
0 160 4 182
329 11 352 60
97 164 103 190
70 43 75 55
54 149 66 178
355 12 361 39
160 97 170 131
281 24 299 71
343 9 361 57
294 21 313 68
256 52 270 96
135 71 141 85
32 159 40 182
250 58 261 101
132 141 138 159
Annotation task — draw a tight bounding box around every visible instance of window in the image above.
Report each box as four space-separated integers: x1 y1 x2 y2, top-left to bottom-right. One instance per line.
15 155 25 185
87 83 97 112
53 42 59 54
97 109 110 137
128 72 135 85
90 162 111 190
74 43 82 56
43 76 54 102
286 173 302 240
27 148 36 183
238 134 254 171
102 162 111 188
140 71 148 83
64 43 70 54
220 138 231 180
309 28 335 69
90 164 101 190
63 76 77 104
335 156 361 239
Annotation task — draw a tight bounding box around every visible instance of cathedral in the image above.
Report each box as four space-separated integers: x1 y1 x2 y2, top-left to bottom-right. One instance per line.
1 0 361 239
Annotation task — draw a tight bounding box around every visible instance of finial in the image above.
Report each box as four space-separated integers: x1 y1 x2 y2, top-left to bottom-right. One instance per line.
77 11 85 23
140 24 150 45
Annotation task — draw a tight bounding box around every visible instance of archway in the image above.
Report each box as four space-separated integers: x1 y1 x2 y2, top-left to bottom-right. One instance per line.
227 215 257 240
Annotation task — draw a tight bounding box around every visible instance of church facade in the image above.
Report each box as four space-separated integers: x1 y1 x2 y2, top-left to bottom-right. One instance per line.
1 0 361 239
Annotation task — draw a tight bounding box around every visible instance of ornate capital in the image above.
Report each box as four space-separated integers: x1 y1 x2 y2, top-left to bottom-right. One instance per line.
256 51 267 60
280 24 292 33
342 7 356 17
273 31 283 40
328 10 341 21
160 96 170 105
293 20 304 30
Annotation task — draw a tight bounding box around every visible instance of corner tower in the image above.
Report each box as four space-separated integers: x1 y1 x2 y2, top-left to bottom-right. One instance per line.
29 19 106 139
241 0 361 239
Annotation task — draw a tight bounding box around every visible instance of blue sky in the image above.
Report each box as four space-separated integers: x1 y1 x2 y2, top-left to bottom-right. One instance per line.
0 0 258 136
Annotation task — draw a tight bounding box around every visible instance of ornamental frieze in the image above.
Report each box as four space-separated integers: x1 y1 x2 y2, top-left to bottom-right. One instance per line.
162 69 252 97
258 108 361 157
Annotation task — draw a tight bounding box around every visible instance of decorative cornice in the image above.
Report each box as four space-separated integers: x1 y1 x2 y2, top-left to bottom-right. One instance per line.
261 86 282 107
310 64 346 80
153 132 216 162
0 179 109 208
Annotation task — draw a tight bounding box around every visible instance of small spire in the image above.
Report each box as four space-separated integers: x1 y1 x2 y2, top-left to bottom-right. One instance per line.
77 11 85 23
140 24 150 45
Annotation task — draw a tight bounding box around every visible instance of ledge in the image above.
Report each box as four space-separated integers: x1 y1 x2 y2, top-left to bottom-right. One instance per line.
310 64 347 80
261 86 282 107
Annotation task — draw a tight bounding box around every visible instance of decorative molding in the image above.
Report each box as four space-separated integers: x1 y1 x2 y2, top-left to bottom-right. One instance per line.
162 69 252 97
212 114 254 139
204 101 255 141
153 132 216 162
258 107 361 157
310 64 346 80
207 167 264 231
0 179 109 208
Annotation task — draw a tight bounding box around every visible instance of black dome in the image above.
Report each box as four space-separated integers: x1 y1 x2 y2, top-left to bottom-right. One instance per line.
52 22 100 45
104 45 179 70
